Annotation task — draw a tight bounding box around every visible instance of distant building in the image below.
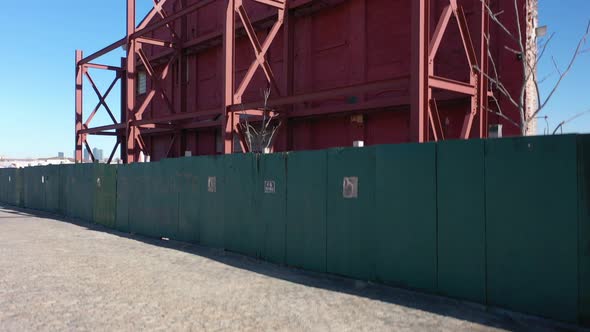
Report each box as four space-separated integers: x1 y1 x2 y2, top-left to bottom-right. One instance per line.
84 150 90 162
58 152 64 158
92 148 104 162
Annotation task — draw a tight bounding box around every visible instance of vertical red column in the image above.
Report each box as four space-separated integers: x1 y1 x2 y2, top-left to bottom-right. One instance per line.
223 0 236 154
126 0 137 163
279 6 294 151
479 0 490 138
410 0 430 143
75 50 84 163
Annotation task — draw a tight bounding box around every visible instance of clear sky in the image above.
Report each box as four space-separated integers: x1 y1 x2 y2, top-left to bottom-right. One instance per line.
0 0 588 158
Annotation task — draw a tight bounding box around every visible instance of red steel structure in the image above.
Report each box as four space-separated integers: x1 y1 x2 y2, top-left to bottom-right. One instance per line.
75 0 526 163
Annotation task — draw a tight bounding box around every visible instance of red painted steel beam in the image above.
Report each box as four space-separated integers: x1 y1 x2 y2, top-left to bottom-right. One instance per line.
75 50 84 163
84 63 124 71
429 5 452 60
126 0 137 163
80 123 127 135
228 76 410 111
429 76 476 95
133 108 219 126
479 0 490 138
136 36 176 48
411 0 429 143
107 140 121 164
79 38 126 65
223 0 236 154
131 0 216 40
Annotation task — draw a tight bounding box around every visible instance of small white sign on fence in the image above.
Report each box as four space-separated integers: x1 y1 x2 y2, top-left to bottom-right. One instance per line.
208 176 217 193
264 180 276 194
342 177 358 199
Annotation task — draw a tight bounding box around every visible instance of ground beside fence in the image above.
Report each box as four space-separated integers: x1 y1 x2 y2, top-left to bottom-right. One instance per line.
0 206 578 332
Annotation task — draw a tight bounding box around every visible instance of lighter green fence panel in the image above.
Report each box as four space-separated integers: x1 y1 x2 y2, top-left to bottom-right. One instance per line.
70 164 96 222
199 155 225 248
285 150 328 273
94 164 118 228
485 135 578 322
437 140 486 302
326 147 376 280
258 153 287 265
375 143 437 292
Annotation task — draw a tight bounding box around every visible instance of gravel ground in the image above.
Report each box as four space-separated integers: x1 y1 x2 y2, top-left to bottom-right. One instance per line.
0 206 583 332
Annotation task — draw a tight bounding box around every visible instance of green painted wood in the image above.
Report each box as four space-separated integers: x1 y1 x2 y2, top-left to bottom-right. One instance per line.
326 147 376 281
224 154 259 257
258 153 287 265
94 164 118 228
43 165 61 213
485 135 578 322
176 157 200 244
375 143 437 292
285 150 328 273
155 159 180 239
199 155 225 248
437 140 486 302
115 164 131 233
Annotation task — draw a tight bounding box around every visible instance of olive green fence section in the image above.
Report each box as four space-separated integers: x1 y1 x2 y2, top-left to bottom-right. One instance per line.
0 134 589 325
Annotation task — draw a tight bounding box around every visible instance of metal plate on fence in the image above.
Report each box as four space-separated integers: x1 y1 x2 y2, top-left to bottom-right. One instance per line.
208 176 216 193
342 177 358 198
264 180 276 194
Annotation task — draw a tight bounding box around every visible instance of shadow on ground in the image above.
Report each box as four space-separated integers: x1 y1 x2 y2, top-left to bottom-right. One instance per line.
0 204 585 332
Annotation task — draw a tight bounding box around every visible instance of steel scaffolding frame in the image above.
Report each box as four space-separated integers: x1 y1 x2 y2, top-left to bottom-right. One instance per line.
75 0 490 163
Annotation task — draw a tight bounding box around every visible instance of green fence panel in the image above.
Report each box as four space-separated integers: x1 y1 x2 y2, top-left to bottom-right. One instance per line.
42 165 60 213
15 168 23 207
0 169 7 204
326 147 375 280
157 159 180 240
0 169 11 204
285 150 328 273
115 164 131 233
60 165 74 217
486 135 578 323
69 164 96 222
224 154 259 257
374 143 437 292
176 157 200 244
24 167 44 210
94 164 118 228
257 153 287 265
437 140 486 302
199 155 225 248
578 135 590 325
128 163 154 237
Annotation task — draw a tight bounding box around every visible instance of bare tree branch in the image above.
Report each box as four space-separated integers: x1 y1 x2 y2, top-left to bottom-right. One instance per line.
552 109 590 135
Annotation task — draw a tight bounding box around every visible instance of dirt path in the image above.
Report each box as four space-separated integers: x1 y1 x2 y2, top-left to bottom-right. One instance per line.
0 206 577 331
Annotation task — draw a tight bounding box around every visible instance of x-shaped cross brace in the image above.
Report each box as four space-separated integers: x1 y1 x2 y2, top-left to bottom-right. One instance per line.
233 0 286 103
83 71 121 128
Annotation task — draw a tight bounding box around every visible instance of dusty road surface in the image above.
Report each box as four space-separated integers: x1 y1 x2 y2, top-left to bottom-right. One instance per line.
0 206 580 332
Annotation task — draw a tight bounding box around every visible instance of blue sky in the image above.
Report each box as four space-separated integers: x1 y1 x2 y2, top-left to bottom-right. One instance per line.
0 0 588 158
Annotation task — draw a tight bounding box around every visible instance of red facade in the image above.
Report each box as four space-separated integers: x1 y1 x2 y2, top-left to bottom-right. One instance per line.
75 0 527 163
